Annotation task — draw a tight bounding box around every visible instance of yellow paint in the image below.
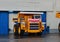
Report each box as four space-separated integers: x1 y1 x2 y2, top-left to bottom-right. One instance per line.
56 12 60 18
28 30 40 33
42 25 44 30
18 27 20 34
14 28 15 32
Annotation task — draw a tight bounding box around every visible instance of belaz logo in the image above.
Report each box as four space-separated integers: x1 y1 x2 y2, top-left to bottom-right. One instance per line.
28 19 39 22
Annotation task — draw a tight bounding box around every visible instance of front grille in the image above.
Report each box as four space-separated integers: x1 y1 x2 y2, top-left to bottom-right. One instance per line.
30 23 39 30
30 23 38 25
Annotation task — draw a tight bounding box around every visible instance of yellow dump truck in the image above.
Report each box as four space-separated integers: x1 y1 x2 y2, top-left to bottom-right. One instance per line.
13 12 44 36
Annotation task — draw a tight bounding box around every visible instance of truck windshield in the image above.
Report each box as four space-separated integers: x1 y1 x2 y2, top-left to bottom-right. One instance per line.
34 15 40 19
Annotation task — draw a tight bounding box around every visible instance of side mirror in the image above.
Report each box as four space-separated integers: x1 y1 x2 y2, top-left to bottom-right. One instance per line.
13 18 18 23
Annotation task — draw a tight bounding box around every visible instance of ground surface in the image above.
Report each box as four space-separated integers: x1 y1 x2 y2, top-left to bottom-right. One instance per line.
0 33 60 42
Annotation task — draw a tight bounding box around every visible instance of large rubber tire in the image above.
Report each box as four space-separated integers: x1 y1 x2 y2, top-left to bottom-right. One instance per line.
14 24 20 35
20 30 25 38
20 30 24 36
37 32 42 36
58 23 60 33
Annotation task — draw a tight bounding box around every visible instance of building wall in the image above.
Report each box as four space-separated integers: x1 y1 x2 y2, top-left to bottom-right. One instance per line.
9 13 17 33
0 0 53 11
47 11 60 29
56 0 60 11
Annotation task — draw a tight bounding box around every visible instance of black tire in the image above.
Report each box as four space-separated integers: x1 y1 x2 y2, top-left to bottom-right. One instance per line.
20 30 24 36
38 32 42 36
14 24 20 35
58 23 60 33
58 29 60 33
20 30 25 38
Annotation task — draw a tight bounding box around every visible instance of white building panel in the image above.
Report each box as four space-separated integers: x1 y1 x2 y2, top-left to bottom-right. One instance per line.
56 0 60 11
0 0 53 11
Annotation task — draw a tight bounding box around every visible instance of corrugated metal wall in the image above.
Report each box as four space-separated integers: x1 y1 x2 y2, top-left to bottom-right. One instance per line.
0 11 9 35
41 12 47 34
41 12 46 28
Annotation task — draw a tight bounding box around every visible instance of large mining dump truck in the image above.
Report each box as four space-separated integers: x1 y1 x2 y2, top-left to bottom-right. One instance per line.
13 12 44 36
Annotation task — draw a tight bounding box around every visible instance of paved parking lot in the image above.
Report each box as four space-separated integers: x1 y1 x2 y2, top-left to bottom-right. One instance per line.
0 33 60 42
